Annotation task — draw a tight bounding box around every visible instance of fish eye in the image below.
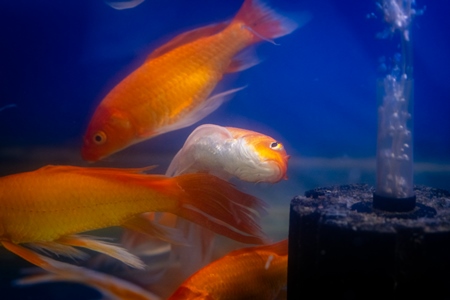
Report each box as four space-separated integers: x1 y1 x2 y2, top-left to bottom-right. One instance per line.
93 131 107 145
270 141 283 150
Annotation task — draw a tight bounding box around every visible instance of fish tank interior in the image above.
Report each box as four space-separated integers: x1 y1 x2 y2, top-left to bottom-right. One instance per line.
1 0 449 299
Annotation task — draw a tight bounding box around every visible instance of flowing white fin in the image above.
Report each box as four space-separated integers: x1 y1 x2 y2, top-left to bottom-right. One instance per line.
16 266 161 300
170 219 216 280
26 242 89 261
57 235 145 270
170 173 269 245
153 87 246 137
1 241 84 273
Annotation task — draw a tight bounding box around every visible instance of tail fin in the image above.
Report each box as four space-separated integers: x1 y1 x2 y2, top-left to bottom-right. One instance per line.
233 0 300 43
16 266 161 300
171 173 269 245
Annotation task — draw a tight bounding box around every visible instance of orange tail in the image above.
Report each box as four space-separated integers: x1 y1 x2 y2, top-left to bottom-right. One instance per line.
170 173 269 245
234 0 299 43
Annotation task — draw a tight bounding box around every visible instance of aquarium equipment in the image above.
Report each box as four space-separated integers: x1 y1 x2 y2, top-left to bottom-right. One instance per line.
373 0 416 212
287 1 450 299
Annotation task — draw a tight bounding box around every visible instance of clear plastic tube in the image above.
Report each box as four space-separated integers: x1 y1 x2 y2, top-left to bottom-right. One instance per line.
375 75 414 198
374 0 417 204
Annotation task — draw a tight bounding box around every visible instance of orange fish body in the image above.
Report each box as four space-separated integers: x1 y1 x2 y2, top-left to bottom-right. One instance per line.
168 239 288 300
82 0 298 161
0 166 176 244
0 165 267 272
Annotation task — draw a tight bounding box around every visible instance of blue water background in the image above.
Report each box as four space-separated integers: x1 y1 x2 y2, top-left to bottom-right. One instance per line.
0 0 449 299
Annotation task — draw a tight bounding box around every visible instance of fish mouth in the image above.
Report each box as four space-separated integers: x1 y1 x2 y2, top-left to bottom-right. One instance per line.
261 161 287 183
271 160 289 182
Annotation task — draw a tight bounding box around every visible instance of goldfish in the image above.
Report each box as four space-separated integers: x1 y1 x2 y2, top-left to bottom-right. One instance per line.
166 124 290 182
168 239 288 300
82 0 299 161
0 165 268 273
17 239 288 300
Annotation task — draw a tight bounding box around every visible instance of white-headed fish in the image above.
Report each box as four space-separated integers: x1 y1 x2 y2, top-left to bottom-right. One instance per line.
166 124 290 183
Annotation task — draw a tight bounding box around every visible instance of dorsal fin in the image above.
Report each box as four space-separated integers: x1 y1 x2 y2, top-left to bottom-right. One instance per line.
146 22 229 61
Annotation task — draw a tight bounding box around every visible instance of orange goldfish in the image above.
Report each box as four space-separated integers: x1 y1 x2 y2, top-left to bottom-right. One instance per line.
168 239 288 300
166 124 290 182
0 165 268 273
82 0 299 161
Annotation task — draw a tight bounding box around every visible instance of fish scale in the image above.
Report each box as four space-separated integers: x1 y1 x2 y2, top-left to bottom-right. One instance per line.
1 168 162 241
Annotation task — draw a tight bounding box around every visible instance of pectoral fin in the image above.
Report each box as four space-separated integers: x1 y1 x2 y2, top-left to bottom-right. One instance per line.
26 241 89 261
155 87 246 137
1 241 81 273
147 22 228 61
